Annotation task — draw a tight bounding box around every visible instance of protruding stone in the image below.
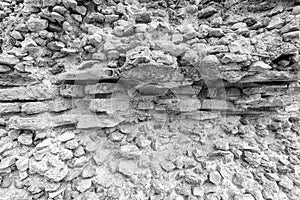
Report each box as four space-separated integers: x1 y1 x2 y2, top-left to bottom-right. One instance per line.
8 115 77 130
89 98 130 114
62 0 77 9
221 53 248 64
17 134 33 145
76 115 124 129
292 6 300 15
0 54 19 66
118 160 147 177
0 156 17 169
74 178 92 192
57 131 75 142
282 31 300 41
120 144 141 159
249 61 272 71
209 171 222 185
21 102 49 114
198 6 217 19
26 17 48 32
45 166 69 182
267 17 284 29
135 13 151 23
82 164 97 178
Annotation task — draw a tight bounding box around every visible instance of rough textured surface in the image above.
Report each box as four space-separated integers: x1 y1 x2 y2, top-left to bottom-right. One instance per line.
0 0 300 199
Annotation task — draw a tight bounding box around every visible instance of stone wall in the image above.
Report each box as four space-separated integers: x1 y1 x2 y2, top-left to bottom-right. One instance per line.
0 0 300 199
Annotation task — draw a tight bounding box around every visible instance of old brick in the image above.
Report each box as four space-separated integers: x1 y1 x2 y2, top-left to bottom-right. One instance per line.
49 100 72 112
0 103 21 114
60 85 85 98
89 97 130 114
85 83 124 95
21 102 49 114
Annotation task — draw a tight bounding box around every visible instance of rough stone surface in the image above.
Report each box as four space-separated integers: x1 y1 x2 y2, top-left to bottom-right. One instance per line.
0 0 299 199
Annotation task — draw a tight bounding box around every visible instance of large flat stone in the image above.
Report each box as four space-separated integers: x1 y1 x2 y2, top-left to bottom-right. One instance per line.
182 111 219 120
201 99 234 110
89 98 130 113
8 115 77 130
76 114 125 129
85 83 124 95
121 63 185 83
0 85 57 101
239 71 299 83
59 69 117 83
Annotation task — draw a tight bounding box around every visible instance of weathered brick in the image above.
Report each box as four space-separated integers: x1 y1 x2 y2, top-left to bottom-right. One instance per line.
0 85 57 101
89 97 130 113
60 85 85 98
0 103 21 114
21 102 49 114
85 83 124 95
49 100 72 112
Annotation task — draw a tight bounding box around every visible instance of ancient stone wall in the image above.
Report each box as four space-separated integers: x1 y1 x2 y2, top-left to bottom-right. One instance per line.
0 0 300 199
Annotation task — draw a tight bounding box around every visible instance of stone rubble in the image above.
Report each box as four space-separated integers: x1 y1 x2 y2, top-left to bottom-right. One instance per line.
0 0 299 199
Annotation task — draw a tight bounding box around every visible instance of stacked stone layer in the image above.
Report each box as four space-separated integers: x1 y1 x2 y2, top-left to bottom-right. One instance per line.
0 0 300 199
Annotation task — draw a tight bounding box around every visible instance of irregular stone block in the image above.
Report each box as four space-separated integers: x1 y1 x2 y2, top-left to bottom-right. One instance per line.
155 40 188 57
0 54 19 66
221 53 248 64
282 31 300 41
198 6 217 19
118 160 148 178
267 17 284 30
0 65 12 73
249 61 272 71
26 17 48 32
